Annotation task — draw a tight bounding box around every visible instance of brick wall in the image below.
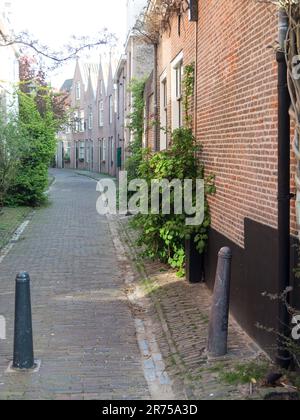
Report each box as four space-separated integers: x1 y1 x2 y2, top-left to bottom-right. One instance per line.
196 0 280 248
144 72 156 151
155 0 297 248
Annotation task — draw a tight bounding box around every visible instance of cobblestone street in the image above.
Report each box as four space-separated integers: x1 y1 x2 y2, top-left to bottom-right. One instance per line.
0 170 150 400
118 217 268 401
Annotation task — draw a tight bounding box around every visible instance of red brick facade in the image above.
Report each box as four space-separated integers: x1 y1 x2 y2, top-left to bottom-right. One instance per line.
154 0 297 248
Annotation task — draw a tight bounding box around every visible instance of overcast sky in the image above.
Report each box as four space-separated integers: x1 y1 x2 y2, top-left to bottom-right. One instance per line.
9 0 127 88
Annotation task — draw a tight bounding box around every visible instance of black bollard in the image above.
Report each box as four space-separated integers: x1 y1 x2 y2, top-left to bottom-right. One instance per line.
207 247 232 358
13 272 35 370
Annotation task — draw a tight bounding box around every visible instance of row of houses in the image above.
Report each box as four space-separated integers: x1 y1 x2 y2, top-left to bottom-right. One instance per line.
57 0 298 356
56 59 118 176
56 0 154 177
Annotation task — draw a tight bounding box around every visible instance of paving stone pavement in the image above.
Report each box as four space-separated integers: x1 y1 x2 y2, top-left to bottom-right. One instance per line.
118 217 267 401
0 170 150 400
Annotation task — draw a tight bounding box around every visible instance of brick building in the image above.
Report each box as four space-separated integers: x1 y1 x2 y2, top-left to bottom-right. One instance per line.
56 58 117 177
114 0 155 174
137 0 298 355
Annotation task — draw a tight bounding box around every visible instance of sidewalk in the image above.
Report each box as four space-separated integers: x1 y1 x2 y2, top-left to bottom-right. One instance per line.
116 215 276 400
74 169 116 182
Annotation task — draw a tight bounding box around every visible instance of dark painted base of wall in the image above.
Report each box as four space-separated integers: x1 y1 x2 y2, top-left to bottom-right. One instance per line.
194 218 300 357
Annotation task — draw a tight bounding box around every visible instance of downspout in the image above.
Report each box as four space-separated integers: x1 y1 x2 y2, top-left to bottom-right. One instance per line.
153 42 159 152
193 9 198 137
277 7 291 368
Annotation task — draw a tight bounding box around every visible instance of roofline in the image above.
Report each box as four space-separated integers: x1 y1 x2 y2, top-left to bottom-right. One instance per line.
114 55 127 81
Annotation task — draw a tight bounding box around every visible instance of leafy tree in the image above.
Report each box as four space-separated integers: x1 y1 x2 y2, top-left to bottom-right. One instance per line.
6 91 58 206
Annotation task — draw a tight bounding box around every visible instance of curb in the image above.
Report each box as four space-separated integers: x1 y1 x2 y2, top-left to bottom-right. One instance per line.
107 214 175 400
113 215 194 400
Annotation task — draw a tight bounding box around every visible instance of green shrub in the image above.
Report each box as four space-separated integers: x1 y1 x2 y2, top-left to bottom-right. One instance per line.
6 91 57 206
125 78 146 183
131 127 216 277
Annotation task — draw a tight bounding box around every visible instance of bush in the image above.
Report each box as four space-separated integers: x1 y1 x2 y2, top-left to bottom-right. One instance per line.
125 79 146 183
131 127 216 277
6 91 57 206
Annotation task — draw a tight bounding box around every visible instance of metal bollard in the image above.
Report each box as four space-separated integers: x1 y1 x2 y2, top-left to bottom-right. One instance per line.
13 272 35 370
207 247 232 358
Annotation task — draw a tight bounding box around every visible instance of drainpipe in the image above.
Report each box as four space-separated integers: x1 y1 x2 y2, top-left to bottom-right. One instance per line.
153 42 159 152
277 7 291 368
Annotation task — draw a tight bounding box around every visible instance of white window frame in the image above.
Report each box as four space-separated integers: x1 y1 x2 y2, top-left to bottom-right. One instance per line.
65 142 71 159
80 110 85 132
171 51 183 130
111 137 115 164
109 95 113 125
88 108 93 130
79 141 85 160
103 138 107 161
74 110 79 132
99 100 104 127
76 81 81 100
86 142 90 164
160 69 168 151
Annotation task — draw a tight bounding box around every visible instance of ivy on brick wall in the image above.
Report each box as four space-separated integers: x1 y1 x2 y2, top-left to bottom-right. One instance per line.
131 127 215 277
130 64 216 277
125 78 146 183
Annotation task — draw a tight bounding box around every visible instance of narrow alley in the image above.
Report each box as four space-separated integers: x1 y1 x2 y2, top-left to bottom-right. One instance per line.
0 170 149 400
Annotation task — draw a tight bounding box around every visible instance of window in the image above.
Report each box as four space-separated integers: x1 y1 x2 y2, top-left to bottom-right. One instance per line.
79 141 85 160
74 110 79 132
111 137 115 165
99 100 104 127
102 138 107 161
171 52 184 130
65 143 71 160
80 110 85 132
65 119 71 134
88 108 93 130
76 81 81 100
114 86 117 113
109 95 113 125
160 71 168 151
188 0 199 21
86 143 90 164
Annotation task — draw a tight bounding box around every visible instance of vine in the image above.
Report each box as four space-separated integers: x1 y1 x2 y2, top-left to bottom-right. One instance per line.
130 65 215 277
125 78 146 183
183 62 195 128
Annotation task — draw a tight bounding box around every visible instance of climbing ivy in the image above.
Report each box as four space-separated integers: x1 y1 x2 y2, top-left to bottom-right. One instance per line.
132 127 215 277
183 63 195 128
125 78 146 183
130 64 216 277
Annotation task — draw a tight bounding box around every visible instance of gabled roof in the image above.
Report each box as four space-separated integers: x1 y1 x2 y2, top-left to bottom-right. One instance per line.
79 62 99 95
114 55 127 81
